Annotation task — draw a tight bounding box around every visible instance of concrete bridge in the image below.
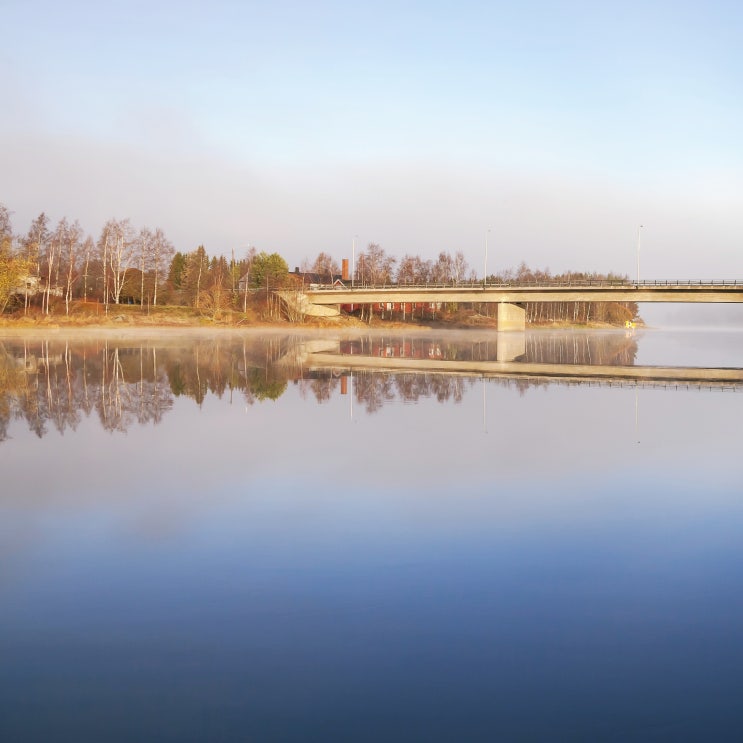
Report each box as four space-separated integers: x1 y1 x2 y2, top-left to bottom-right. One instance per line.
291 280 743 330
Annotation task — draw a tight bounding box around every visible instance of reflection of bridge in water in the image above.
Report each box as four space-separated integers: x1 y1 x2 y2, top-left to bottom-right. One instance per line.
293 335 743 387
2 333 740 442
292 280 743 329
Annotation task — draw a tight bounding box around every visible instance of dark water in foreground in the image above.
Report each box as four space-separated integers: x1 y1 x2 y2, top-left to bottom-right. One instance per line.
1 329 742 742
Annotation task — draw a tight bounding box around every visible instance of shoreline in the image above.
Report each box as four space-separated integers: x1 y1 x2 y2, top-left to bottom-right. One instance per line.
0 311 639 337
0 322 639 340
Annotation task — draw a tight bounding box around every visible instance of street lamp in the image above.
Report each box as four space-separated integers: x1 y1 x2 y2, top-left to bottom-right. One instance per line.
636 225 643 284
240 244 252 313
484 228 491 285
352 234 358 288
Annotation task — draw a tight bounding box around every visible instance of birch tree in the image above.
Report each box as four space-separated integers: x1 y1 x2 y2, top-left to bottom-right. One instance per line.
81 235 94 301
151 228 174 306
98 218 134 305
42 218 67 314
309 252 339 283
356 243 395 286
63 220 83 314
135 227 153 307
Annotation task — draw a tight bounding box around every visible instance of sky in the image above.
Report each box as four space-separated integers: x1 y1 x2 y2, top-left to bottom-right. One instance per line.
1 0 742 284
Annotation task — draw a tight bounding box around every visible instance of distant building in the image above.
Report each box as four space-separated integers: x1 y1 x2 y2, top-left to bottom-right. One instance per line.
290 267 345 289
12 274 62 298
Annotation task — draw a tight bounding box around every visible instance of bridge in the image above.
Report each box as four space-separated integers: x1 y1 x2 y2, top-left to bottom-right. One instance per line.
289 279 743 330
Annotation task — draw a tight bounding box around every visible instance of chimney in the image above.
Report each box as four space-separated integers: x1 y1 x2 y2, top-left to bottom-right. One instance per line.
342 258 349 281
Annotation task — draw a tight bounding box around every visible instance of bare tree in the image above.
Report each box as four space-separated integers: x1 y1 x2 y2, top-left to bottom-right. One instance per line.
21 212 49 313
310 251 340 284
431 251 454 283
396 254 418 284
356 242 395 286
42 218 68 314
63 220 83 314
98 218 134 305
81 235 94 302
151 228 174 306
135 227 153 307
452 250 469 285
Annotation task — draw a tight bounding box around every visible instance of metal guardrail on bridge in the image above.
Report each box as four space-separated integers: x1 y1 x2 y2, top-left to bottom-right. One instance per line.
307 279 742 291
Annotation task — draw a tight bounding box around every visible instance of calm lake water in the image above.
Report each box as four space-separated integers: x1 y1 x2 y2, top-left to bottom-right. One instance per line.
1 328 742 742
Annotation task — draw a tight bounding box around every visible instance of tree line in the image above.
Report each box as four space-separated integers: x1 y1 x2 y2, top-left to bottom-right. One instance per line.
0 202 292 317
0 201 638 324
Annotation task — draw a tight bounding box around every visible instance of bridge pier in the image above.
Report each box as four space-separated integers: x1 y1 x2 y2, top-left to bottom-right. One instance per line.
497 302 526 332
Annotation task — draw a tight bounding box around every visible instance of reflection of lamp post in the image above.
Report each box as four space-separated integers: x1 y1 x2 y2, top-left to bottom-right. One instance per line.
482 377 488 434
635 386 640 444
484 228 491 284
636 224 643 284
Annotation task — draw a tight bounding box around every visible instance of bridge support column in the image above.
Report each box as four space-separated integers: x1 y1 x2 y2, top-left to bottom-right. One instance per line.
497 302 525 332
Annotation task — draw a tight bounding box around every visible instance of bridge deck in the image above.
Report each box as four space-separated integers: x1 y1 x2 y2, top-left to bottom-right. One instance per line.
305 280 743 305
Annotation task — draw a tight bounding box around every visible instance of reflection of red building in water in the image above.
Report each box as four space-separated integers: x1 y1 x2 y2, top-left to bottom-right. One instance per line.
339 339 443 359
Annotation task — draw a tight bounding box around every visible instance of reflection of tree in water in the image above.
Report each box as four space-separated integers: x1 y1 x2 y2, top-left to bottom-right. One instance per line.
0 345 27 441
524 332 638 365
353 371 396 413
94 344 175 432
298 376 341 404
0 336 296 439
341 332 637 365
297 370 474 413
393 373 470 404
244 366 287 402
0 332 644 438
0 340 175 437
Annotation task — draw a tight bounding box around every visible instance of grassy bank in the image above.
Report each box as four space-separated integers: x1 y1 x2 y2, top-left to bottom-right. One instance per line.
0 302 637 331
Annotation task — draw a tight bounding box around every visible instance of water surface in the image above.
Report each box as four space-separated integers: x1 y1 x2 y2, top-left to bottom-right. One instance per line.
1 329 742 741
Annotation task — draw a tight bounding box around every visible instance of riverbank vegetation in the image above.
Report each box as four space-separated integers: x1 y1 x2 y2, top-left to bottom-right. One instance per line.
0 202 639 328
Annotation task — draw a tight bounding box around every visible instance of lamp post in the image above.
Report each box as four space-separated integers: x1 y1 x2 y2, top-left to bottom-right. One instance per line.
352 234 358 288
484 228 491 285
636 225 643 284
241 244 252 314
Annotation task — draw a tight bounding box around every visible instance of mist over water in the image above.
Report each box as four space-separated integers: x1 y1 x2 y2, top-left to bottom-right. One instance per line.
639 302 743 329
1 329 742 742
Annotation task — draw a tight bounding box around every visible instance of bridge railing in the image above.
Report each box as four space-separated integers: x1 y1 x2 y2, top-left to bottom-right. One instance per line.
307 279 742 291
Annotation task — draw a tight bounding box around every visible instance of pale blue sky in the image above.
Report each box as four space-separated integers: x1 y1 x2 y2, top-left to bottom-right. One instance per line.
2 0 742 281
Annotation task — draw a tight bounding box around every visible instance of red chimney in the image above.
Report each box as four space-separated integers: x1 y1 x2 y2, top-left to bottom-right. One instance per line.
342 258 349 281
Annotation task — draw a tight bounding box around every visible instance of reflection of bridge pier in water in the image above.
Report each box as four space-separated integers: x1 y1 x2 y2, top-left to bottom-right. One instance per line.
496 333 525 362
